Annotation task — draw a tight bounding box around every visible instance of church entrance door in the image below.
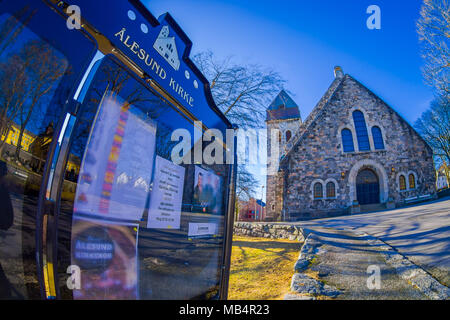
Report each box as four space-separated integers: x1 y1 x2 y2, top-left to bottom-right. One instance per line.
356 169 380 205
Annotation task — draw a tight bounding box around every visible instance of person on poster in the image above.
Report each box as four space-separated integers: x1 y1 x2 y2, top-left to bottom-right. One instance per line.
203 174 215 213
193 169 221 214
193 172 203 208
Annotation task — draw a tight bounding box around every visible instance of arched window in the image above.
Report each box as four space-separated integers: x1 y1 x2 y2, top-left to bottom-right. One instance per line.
341 129 355 152
286 130 292 142
313 183 323 199
352 110 371 151
371 126 385 150
409 174 416 189
399 175 407 191
326 182 336 198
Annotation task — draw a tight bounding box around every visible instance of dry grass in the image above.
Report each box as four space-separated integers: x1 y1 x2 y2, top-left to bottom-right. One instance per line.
228 236 302 300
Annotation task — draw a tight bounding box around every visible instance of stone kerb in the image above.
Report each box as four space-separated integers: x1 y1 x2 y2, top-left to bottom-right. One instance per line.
233 222 305 242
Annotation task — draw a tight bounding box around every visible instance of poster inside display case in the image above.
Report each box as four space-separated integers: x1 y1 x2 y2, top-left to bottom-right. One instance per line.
73 94 157 222
147 155 186 229
192 166 223 215
71 217 139 300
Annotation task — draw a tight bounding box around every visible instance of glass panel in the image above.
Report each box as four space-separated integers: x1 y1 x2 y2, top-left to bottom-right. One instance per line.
341 129 354 152
0 1 95 299
372 126 385 150
352 111 371 151
57 57 229 300
0 13 69 300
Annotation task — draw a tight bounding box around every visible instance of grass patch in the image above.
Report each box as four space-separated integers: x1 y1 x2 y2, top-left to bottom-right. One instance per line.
228 236 301 300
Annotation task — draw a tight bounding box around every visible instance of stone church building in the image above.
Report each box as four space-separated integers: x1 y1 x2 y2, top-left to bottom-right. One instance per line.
266 67 436 221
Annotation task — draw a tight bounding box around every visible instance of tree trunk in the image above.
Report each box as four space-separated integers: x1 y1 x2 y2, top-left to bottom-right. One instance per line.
14 99 37 162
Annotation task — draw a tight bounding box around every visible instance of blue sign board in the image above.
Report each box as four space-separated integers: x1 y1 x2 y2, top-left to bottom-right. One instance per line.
69 0 231 132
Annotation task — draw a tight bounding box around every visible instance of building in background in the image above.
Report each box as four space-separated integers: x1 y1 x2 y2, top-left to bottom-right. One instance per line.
1 124 35 152
238 198 266 221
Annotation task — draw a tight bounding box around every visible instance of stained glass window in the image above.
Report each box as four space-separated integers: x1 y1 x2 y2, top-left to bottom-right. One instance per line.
409 174 416 189
342 129 355 152
352 111 371 151
314 182 323 199
399 175 407 191
326 182 336 198
372 126 385 150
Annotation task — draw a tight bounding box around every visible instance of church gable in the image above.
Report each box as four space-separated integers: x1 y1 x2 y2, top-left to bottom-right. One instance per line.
282 73 432 166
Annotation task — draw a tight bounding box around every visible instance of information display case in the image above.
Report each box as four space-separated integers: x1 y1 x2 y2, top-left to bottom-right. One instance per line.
0 0 236 300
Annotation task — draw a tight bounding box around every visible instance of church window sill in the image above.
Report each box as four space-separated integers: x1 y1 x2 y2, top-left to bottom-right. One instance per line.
342 149 386 156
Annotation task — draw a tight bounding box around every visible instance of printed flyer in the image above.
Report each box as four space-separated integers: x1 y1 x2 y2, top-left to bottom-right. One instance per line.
147 156 186 229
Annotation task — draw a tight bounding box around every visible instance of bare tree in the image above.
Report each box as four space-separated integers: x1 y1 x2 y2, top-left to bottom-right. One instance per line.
0 55 28 153
193 51 286 203
13 40 67 162
193 50 286 129
417 0 450 97
414 95 450 183
235 164 259 200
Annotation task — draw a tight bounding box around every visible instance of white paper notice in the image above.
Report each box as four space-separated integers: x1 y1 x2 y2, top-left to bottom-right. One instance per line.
147 156 185 229
188 223 218 238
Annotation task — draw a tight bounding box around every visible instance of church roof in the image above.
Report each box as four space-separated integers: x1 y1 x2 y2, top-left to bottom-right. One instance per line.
266 90 301 121
280 76 344 162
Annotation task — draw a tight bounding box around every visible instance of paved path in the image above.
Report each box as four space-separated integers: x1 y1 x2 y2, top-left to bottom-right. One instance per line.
289 197 450 286
287 228 430 300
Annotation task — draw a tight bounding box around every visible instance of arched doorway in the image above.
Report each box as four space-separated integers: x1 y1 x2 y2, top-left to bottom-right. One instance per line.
356 169 380 205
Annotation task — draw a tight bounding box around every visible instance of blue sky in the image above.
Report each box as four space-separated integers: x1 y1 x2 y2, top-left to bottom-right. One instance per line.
145 0 433 123
144 0 434 200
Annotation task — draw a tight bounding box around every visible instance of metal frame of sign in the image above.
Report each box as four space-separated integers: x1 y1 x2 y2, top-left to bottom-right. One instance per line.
39 0 237 300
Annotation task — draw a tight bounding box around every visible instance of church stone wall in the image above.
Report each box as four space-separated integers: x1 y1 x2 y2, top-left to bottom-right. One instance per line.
280 76 436 220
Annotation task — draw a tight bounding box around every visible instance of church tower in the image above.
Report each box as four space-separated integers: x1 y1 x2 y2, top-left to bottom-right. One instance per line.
265 90 302 221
